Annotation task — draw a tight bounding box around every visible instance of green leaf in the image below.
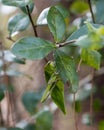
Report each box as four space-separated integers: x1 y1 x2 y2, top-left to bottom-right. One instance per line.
67 23 104 50
70 1 89 14
44 61 55 82
1 0 33 7
54 50 78 93
81 49 101 69
74 34 103 50
20 1 34 14
55 5 69 19
95 0 104 24
11 37 56 60
22 91 42 114
35 110 53 130
47 6 66 43
1 0 34 14
41 73 57 102
37 5 69 26
67 24 100 41
8 13 30 37
51 80 66 114
37 7 50 25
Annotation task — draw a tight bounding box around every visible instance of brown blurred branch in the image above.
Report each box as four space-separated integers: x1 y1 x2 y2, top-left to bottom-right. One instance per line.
26 5 38 37
88 0 95 23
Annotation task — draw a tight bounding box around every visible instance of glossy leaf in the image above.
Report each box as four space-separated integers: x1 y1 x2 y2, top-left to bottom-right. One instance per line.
8 13 30 37
35 110 53 130
75 34 103 50
55 5 69 19
41 73 57 102
47 6 66 42
20 1 34 14
1 0 33 7
37 7 50 25
67 24 100 41
37 5 69 26
54 50 78 93
81 49 101 69
67 23 104 50
11 37 56 60
51 80 66 114
44 61 55 82
55 5 69 25
1 0 34 14
95 0 104 24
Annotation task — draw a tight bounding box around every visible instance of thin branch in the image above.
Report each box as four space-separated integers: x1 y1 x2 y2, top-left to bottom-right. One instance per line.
73 93 78 130
57 39 76 48
9 93 15 126
90 90 93 126
7 36 15 42
88 0 95 23
90 69 95 127
26 5 38 37
77 58 82 72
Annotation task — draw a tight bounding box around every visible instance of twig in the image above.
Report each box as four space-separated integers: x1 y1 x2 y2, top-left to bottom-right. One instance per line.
7 36 15 42
26 5 38 37
90 89 93 125
88 0 95 23
77 58 82 72
9 93 15 126
90 69 95 127
57 39 76 48
88 0 95 127
73 93 78 130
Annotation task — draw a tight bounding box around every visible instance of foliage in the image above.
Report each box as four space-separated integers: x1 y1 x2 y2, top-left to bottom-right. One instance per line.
1 0 104 129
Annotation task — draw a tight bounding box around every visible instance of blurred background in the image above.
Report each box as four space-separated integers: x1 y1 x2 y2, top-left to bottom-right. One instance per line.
0 0 104 130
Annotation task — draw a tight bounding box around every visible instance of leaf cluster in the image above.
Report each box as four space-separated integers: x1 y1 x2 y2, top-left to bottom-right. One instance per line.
1 0 104 118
